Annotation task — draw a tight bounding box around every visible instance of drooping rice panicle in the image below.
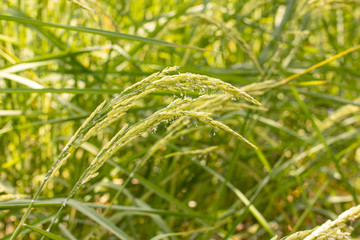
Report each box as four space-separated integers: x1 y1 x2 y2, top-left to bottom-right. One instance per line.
27 67 259 236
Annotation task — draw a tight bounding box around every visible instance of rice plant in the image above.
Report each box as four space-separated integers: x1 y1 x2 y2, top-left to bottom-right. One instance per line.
272 204 360 240
5 66 266 239
1 0 360 239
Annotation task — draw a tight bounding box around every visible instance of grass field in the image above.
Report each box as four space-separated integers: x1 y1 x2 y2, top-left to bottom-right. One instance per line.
1 0 360 239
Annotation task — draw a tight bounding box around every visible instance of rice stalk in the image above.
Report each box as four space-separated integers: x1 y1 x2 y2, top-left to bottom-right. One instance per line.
271 204 360 240
165 146 219 158
10 66 259 239
45 96 257 234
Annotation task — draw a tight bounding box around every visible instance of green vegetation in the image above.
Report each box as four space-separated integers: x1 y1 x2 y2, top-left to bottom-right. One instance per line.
1 1 360 239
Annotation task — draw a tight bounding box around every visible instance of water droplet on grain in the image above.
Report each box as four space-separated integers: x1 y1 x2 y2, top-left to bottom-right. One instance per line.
188 200 197 208
152 126 158 132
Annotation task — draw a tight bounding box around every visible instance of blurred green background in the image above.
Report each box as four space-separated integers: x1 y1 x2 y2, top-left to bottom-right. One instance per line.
1 0 360 239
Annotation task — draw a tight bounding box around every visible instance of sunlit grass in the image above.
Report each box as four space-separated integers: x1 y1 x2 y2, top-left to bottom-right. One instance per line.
1 0 360 239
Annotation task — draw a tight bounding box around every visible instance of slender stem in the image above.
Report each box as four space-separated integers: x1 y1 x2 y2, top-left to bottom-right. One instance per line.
10 152 69 240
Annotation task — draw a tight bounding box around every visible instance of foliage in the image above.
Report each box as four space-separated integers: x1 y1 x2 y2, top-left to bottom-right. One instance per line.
0 0 360 239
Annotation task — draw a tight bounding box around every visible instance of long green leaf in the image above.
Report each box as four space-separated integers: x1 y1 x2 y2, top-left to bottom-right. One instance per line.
23 224 67 240
67 199 132 240
0 14 208 51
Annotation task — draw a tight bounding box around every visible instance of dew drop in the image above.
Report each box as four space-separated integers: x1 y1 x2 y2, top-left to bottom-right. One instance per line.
188 200 197 208
151 126 158 132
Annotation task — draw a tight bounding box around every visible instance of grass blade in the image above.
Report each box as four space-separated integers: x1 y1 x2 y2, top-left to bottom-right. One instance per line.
0 14 209 51
22 224 67 240
67 199 132 240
